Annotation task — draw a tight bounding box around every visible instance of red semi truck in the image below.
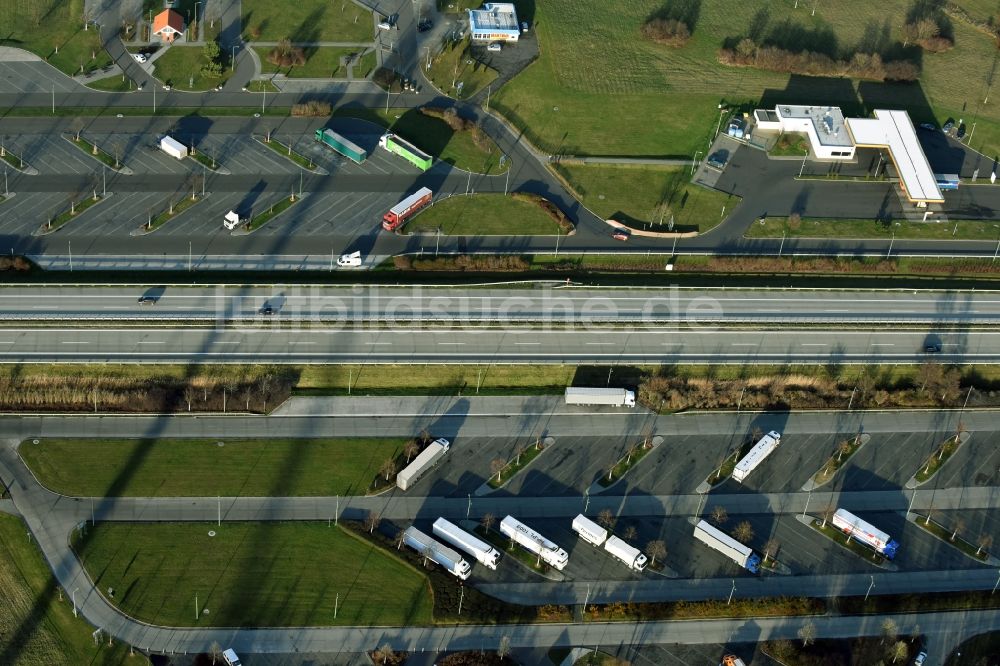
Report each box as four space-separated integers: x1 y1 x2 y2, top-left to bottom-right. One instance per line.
382 187 433 231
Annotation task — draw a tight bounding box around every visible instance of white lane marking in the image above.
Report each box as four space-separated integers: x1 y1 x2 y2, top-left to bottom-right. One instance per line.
731 343 757 347
515 342 541 345
367 342 392 345
212 341 241 344
288 341 316 345
586 342 616 345
137 341 165 344
60 341 89 344
801 343 828 346
438 342 466 345
870 343 895 346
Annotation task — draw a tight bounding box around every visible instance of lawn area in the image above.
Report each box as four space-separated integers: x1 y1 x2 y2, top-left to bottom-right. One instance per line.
597 440 655 488
0 513 141 665
746 215 1000 241
86 73 135 92
296 363 580 395
492 0 1000 158
355 49 377 78
555 164 735 232
67 135 123 170
487 441 545 488
812 435 866 486
259 136 317 170
0 0 111 76
242 0 373 42
426 38 498 100
391 110 509 174
914 434 964 483
20 437 406 497
43 193 106 233
154 45 230 91
406 194 567 235
144 192 205 232
72 522 432 627
247 194 301 231
770 133 809 157
254 46 358 78
912 513 990 561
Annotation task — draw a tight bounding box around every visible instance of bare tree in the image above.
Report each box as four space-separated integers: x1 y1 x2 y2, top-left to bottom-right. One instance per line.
797 621 816 647
711 505 728 525
763 538 780 564
372 644 395 664
363 510 380 534
241 384 254 411
645 540 666 568
732 521 754 544
977 533 993 557
380 458 397 482
625 443 639 465
820 505 835 528
183 384 197 412
836 439 853 462
622 525 638 542
480 512 496 532
71 117 84 141
404 440 420 463
751 425 763 443
209 641 223 665
497 634 511 659
514 444 525 465
256 374 273 412
395 529 406 550
490 457 506 483
880 618 898 645
950 517 967 542
597 509 616 530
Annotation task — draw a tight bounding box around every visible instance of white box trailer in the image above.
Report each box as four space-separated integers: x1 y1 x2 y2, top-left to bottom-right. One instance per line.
396 438 450 491
693 520 761 573
402 526 471 580
160 135 188 159
572 514 608 547
564 387 636 408
832 509 900 559
732 430 781 483
499 515 569 570
604 535 648 571
433 517 500 570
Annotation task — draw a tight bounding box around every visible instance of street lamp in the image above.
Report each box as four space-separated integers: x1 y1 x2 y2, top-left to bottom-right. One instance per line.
194 2 201 41
231 45 236 71
72 587 79 617
864 575 875 602
727 579 736 605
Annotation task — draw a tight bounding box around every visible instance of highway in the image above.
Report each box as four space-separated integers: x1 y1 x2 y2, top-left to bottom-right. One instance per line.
3 285 1000 324
0 326 993 363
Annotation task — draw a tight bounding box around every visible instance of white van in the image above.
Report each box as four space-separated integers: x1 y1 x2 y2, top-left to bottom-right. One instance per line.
222 648 242 666
487 42 502 52
337 251 363 267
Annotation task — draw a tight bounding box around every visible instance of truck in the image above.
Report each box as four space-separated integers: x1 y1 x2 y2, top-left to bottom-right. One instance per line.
564 387 636 408
160 135 188 159
693 520 761 573
731 430 781 483
572 514 608 547
379 132 432 171
402 526 472 580
433 517 501 570
499 515 569 570
314 128 367 164
604 535 648 572
721 656 746 666
223 210 246 230
382 187 433 231
396 437 449 491
832 508 900 559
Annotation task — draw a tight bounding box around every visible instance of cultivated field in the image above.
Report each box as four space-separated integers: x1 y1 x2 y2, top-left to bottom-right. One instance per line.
494 0 1000 157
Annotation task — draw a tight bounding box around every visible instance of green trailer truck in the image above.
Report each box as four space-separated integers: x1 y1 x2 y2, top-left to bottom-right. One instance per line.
379 132 433 171
314 128 367 164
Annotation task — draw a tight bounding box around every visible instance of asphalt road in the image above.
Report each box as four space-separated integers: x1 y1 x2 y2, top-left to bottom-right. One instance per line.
4 285 1000 324
0 326 993 363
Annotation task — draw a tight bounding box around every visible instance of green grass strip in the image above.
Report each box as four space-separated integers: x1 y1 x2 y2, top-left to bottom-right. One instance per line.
259 136 316 170
487 441 545 488
67 136 123 170
145 194 205 232
597 440 655 488
44 194 107 232
246 194 301 231
911 513 990 562
914 434 964 483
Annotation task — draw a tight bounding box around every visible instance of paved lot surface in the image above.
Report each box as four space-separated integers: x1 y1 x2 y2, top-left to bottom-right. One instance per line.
0 58 90 94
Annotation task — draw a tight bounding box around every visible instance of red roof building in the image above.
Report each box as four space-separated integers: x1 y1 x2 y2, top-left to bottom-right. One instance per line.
152 9 185 43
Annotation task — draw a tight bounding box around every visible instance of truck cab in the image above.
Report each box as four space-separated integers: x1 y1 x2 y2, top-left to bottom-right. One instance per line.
223 210 244 230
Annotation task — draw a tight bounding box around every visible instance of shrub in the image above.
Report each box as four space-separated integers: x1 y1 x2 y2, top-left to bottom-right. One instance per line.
291 100 332 117
267 38 306 67
510 192 575 233
718 39 919 81
641 18 691 47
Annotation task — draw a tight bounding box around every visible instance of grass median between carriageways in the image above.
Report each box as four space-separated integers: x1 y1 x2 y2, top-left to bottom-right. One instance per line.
746 216 1000 241
914 433 965 483
0 513 143 665
20 438 406 497
554 163 736 233
72 522 432 627
406 194 569 235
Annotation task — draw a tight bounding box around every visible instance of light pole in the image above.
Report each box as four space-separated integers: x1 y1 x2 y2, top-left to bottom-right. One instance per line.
691 150 701 174
886 230 894 259
466 493 471 519
778 231 786 257
385 84 390 113
993 569 1000 595
194 2 201 41
504 163 510 195
231 45 236 71
993 225 1000 263
3 167 7 197
72 587 79 617
864 575 875 602
727 579 736 605
798 152 807 177
801 489 811 518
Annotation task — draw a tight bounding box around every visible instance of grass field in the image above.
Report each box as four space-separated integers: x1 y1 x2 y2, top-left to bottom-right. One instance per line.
73 522 433 627
154 46 231 91
0 0 111 76
406 193 566 235
355 49 377 78
746 215 1000 240
426 38 498 100
242 0 373 42
555 164 735 232
86 74 136 92
493 0 1000 158
254 46 358 78
20 438 406 497
0 514 141 665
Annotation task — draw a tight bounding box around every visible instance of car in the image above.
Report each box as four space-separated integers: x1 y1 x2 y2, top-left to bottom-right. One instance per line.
215 84 223 91
612 230 630 241
131 53 147 63
337 251 363 267
919 122 936 131
706 151 729 170
487 42 502 52
942 120 955 133
418 20 433 32
222 649 242 666
521 21 529 32
136 83 144 91
259 304 274 316
137 296 156 305
162 84 171 91
924 343 941 353
913 652 927 666
377 21 392 30
957 123 967 139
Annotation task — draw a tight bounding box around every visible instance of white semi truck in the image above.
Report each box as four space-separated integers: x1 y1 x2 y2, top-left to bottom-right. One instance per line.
564 387 636 408
572 514 608 546
731 430 781 483
432 517 500 570
402 526 471 580
571 514 647 571
396 438 450 491
693 520 761 573
499 515 569 570
160 135 188 159
832 509 900 559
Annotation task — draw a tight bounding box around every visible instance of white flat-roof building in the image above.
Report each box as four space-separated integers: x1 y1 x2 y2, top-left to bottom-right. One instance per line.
753 104 943 204
846 109 943 204
468 3 520 42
